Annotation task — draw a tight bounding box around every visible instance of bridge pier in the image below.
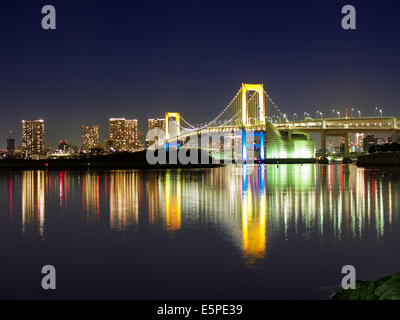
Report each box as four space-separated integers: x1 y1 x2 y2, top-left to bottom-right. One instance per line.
260 132 265 160
344 133 350 157
321 131 327 160
231 130 235 160
320 130 351 163
242 129 247 161
240 130 265 162
343 133 351 163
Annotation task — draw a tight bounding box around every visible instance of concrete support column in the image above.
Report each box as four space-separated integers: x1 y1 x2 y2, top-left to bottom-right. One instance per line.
242 129 247 161
197 132 201 149
230 130 235 160
260 132 265 160
344 133 350 158
321 131 327 159
220 135 224 161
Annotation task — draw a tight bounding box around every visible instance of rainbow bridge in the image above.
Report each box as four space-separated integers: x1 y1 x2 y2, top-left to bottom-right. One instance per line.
149 83 400 161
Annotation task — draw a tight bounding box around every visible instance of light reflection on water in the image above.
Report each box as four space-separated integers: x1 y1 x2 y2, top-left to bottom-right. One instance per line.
9 164 400 267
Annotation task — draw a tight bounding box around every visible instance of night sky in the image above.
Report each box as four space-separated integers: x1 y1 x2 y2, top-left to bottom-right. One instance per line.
1 0 400 148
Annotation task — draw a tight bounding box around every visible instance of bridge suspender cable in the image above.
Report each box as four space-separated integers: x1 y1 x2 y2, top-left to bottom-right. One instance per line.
179 115 196 129
264 89 287 122
165 85 286 142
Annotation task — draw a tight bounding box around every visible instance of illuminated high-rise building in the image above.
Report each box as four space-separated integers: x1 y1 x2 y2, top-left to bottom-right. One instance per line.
21 120 45 157
109 118 125 151
81 125 99 153
137 129 145 149
109 118 139 152
7 130 15 154
146 118 165 147
125 119 138 151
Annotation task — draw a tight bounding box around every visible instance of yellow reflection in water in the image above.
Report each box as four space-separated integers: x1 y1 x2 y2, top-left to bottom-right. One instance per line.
81 172 100 222
17 163 396 266
22 171 45 237
241 166 267 265
165 171 181 232
147 170 182 233
109 171 139 230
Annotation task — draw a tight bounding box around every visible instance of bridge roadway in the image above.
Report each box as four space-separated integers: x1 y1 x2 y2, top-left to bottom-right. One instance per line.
275 116 400 158
165 116 400 159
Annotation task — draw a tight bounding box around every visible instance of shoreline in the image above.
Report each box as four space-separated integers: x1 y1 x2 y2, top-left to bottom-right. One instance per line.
0 157 319 170
6 152 400 169
357 152 400 167
0 159 222 170
0 151 221 170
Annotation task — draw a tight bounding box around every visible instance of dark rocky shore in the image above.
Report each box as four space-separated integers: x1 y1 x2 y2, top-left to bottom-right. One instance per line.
259 158 316 164
0 150 221 170
357 152 400 167
332 272 400 300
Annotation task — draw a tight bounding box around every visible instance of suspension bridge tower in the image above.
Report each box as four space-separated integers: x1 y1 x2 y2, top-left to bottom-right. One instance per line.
241 83 266 161
165 112 181 150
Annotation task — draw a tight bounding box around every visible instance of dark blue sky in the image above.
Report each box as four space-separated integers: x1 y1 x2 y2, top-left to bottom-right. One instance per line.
1 0 400 148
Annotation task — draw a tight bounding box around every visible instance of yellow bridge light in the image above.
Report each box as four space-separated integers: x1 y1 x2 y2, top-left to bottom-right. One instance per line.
165 112 181 140
241 83 265 126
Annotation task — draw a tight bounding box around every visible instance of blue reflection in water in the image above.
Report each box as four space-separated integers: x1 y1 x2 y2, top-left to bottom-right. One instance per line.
6 164 399 267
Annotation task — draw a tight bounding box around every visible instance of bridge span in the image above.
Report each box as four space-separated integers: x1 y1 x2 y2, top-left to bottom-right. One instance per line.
148 83 400 161
275 117 400 158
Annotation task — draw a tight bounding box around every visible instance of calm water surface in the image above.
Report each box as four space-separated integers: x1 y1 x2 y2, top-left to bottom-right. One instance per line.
0 164 399 299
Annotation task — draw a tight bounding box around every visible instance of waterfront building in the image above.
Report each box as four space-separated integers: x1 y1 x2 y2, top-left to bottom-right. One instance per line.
57 139 75 154
137 129 145 149
146 118 165 147
363 135 377 152
6 130 15 153
21 120 45 157
353 133 364 153
125 119 139 151
81 125 99 153
109 118 139 152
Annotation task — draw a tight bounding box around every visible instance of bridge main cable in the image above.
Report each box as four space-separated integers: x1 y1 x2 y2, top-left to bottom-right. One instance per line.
179 88 243 130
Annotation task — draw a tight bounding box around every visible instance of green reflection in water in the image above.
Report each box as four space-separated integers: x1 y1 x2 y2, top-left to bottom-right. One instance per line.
15 165 398 266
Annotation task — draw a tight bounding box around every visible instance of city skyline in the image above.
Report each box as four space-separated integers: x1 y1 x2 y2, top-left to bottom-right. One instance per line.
2 0 400 303
8 110 396 156
1 0 400 148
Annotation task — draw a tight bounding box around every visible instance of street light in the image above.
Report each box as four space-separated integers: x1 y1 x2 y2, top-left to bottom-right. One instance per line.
351 107 354 117
337 111 340 118
319 111 323 118
293 113 297 121
331 108 335 118
380 109 383 117
358 110 361 118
